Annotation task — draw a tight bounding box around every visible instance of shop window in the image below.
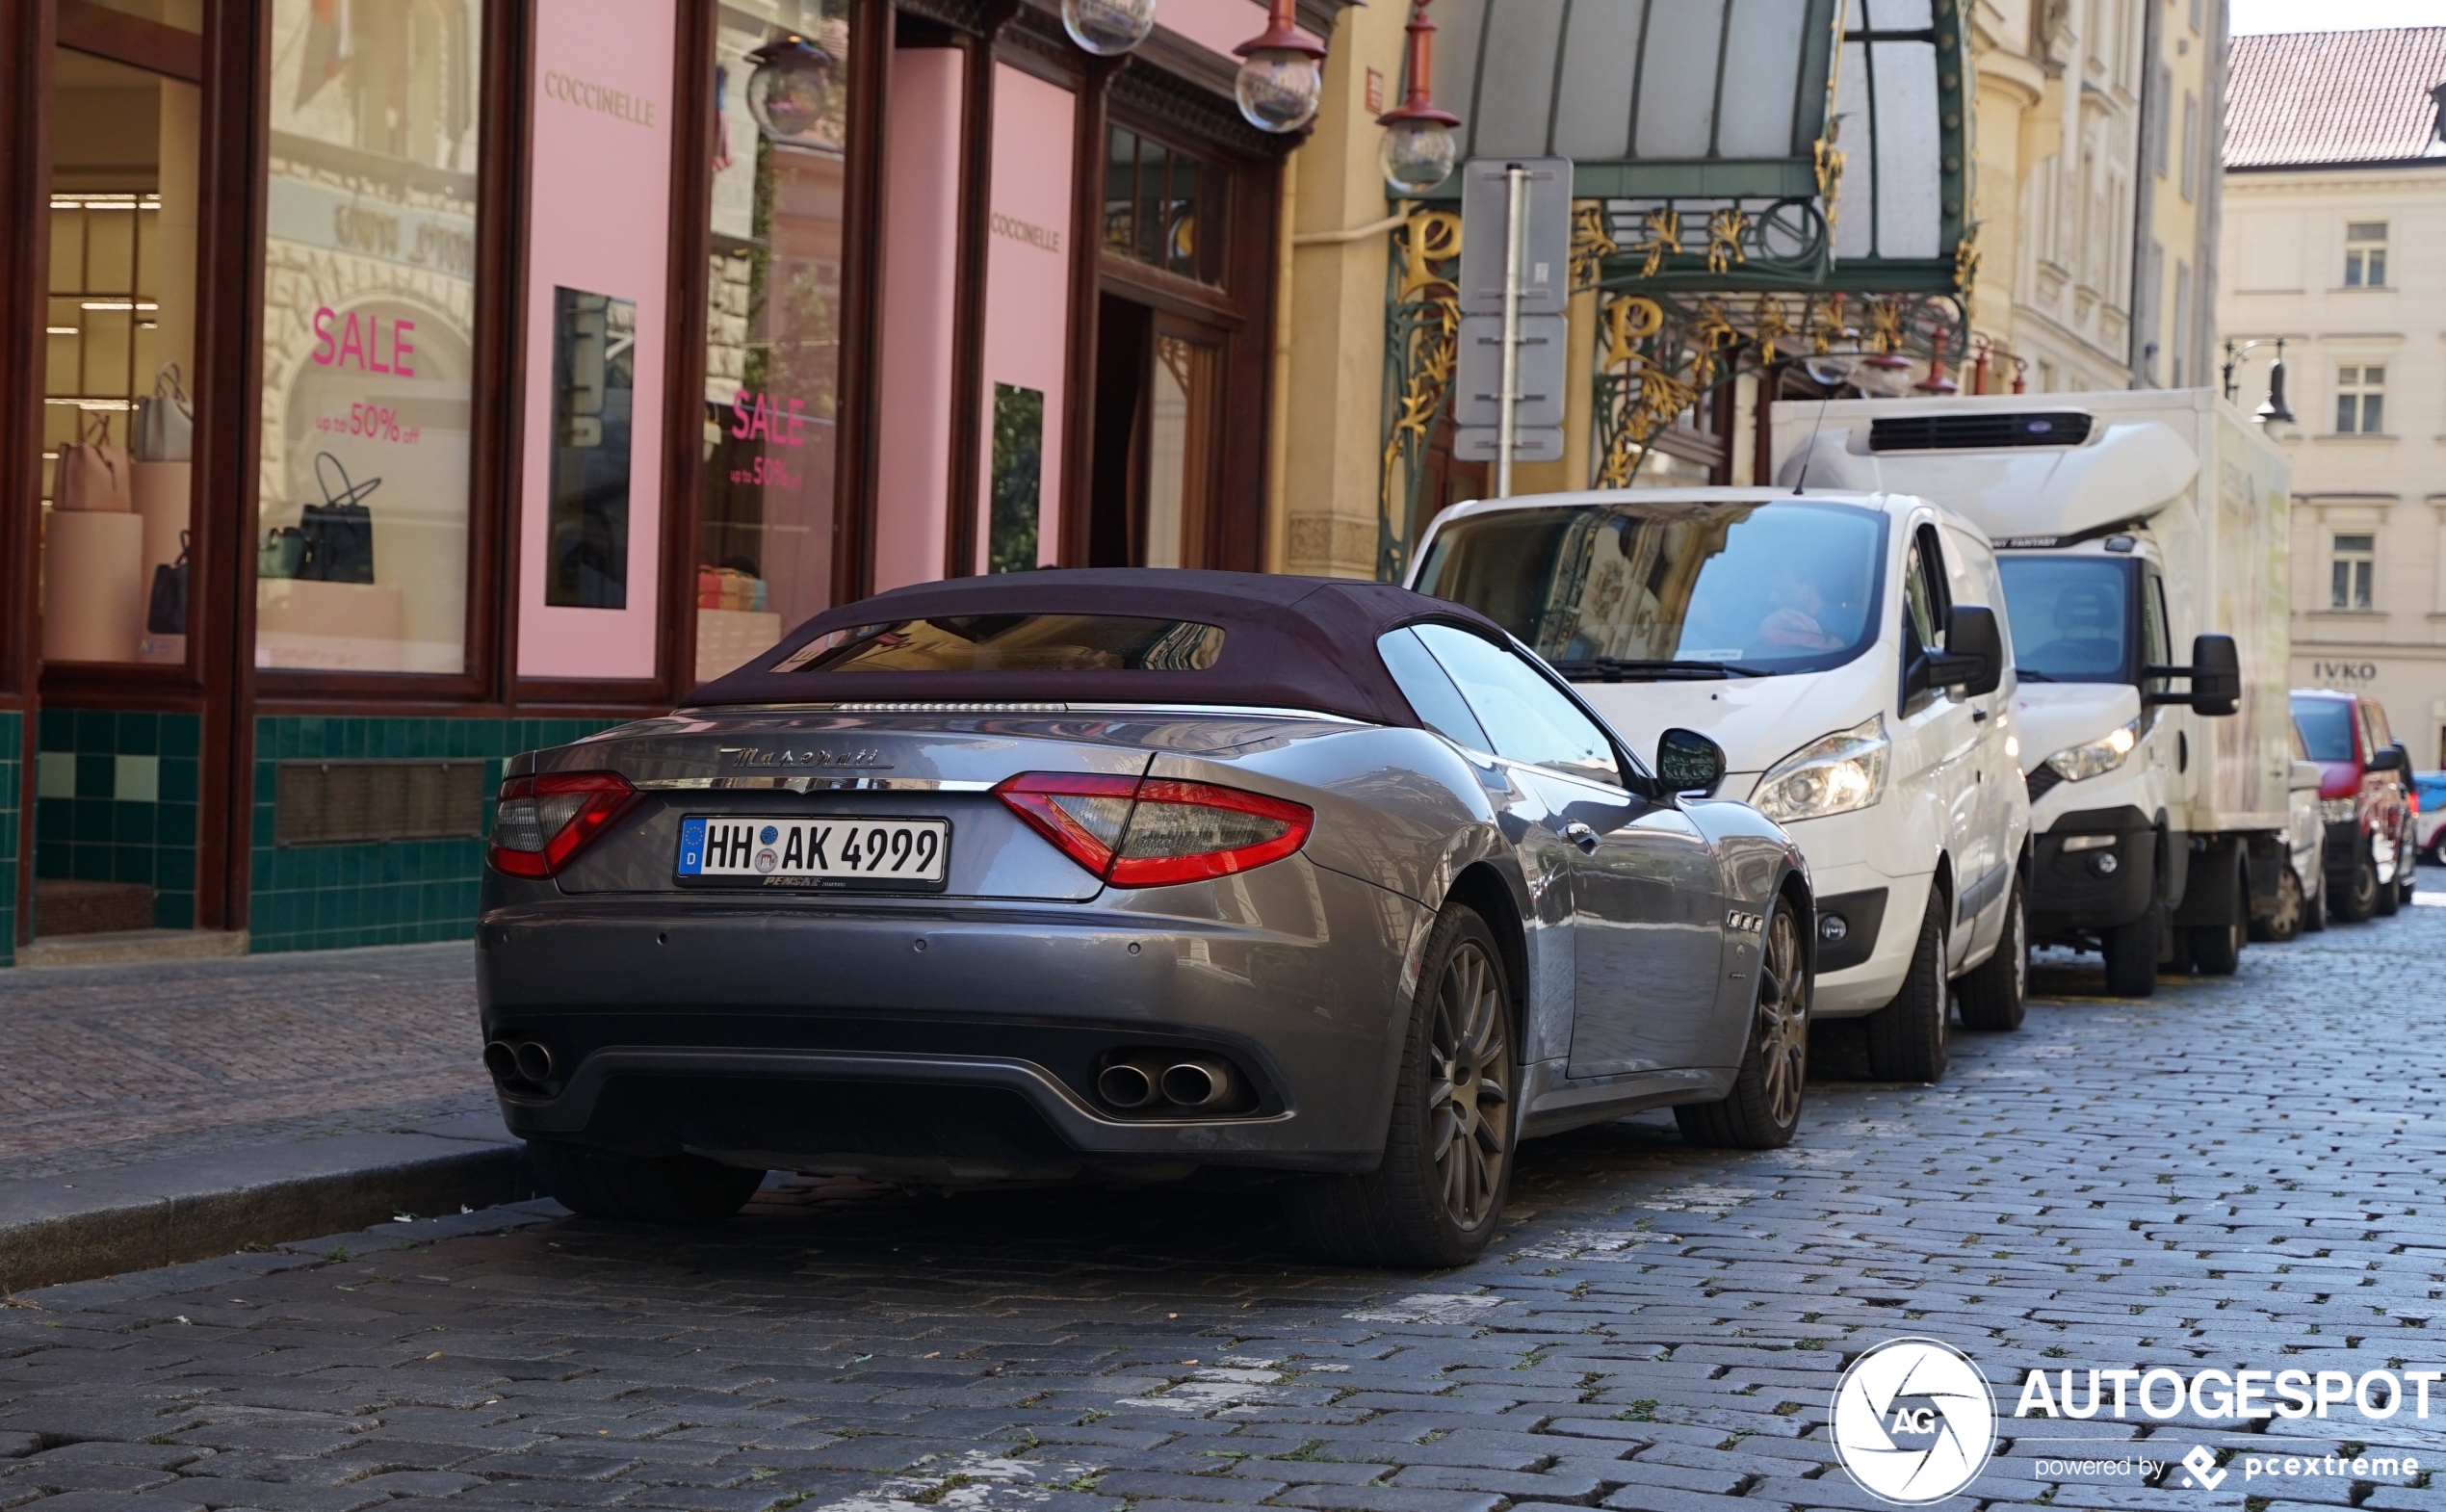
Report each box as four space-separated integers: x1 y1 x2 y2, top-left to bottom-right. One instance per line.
546 290 637 609
697 0 858 685
1103 126 1221 284
2330 533 2375 611
257 0 483 675
40 49 201 666
989 383 1044 575
1087 300 1219 567
2334 366 2385 434
2344 222 2387 288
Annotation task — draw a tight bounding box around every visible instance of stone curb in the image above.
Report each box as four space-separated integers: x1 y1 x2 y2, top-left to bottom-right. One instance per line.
0 1112 536 1294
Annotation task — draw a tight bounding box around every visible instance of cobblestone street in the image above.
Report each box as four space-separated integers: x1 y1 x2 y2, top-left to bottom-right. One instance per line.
3 897 2443 1512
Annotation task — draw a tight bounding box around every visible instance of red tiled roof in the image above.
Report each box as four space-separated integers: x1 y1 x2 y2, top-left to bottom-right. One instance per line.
2225 26 2446 169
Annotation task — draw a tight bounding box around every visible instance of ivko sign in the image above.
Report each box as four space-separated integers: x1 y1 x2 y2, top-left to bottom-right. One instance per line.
542 69 658 128
2312 661 2380 684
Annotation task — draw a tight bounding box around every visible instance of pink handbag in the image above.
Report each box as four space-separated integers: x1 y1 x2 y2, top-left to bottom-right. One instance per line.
53 411 131 512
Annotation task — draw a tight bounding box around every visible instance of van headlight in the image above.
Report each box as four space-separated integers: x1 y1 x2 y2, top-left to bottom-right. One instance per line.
2044 717 2143 784
1753 716 1889 822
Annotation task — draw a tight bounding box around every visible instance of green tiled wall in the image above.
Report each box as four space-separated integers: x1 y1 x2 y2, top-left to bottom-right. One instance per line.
247 715 618 954
34 708 201 931
0 711 18 968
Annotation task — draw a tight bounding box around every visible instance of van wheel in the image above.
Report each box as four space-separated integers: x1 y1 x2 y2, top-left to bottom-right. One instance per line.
2374 845 2402 917
1677 899 1808 1149
1955 875 2027 1031
2334 844 2381 922
2252 865 2305 944
1865 896 1947 1082
2100 910 2159 998
525 1140 765 1225
1284 903 1516 1267
2185 922 2242 975
2303 863 2328 932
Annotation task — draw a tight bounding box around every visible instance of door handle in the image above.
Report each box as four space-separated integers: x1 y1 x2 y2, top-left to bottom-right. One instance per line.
1972 708 1990 722
1562 821 1600 853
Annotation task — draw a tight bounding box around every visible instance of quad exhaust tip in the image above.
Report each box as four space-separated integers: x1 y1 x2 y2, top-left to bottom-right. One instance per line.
485 1038 555 1086
1097 1053 1239 1113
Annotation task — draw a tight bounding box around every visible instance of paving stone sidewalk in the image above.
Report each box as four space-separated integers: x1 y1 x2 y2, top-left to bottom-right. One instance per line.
3 895 2445 1511
0 944 489 1184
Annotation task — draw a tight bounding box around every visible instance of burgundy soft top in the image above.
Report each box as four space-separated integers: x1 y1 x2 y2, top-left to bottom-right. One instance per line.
688 568 1510 727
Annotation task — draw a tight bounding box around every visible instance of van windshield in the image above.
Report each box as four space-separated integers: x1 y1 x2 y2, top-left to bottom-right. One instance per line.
1412 500 1887 679
2293 698 2356 763
1994 556 2130 683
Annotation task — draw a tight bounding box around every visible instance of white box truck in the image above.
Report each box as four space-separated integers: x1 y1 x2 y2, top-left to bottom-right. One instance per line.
1775 389 2292 995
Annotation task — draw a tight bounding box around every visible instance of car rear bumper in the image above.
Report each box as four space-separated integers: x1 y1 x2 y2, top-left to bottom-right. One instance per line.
475 861 1423 1176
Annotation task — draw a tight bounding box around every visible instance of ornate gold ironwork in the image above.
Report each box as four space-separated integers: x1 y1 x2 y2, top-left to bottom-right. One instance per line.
1378 206 1463 582
1704 209 1750 275
1633 207 1682 279
1569 200 1618 292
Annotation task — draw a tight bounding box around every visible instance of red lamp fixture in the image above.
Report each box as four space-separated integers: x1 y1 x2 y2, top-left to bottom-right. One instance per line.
1376 1 1460 194
1234 0 1328 133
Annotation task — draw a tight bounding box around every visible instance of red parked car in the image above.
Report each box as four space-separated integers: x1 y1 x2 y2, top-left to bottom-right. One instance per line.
2291 690 2417 921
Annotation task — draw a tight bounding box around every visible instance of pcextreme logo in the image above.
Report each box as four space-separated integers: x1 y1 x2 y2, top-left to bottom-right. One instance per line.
1830 1339 1997 1505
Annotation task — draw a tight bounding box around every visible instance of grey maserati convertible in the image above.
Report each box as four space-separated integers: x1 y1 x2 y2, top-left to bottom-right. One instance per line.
478 571 1812 1266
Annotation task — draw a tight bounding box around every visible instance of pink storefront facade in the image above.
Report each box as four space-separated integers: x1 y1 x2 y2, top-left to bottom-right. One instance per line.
0 0 1308 962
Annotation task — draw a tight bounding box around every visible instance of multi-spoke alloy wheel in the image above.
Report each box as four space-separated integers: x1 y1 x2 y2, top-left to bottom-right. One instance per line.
1678 895 1811 1149
1427 939 1512 1231
1283 904 1518 1266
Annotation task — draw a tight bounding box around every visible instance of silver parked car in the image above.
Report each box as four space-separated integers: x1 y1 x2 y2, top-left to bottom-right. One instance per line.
477 571 1814 1266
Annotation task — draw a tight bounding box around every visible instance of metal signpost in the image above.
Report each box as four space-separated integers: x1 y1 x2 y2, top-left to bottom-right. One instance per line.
1453 156 1571 493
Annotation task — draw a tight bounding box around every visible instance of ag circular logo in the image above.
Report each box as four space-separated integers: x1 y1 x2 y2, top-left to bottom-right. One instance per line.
1830 1338 1995 1505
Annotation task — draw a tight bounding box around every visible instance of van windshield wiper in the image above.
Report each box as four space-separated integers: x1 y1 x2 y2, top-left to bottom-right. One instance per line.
1551 657 1767 682
2015 668 2059 682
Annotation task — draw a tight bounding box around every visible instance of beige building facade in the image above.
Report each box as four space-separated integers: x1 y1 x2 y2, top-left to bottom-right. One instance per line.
1967 0 2225 395
2217 26 2446 765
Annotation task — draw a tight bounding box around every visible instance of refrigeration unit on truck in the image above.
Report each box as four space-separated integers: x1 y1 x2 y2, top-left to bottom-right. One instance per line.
1775 390 2291 997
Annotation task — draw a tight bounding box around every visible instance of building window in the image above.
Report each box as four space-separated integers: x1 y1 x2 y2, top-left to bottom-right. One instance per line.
257 0 483 675
2179 92 2199 202
1103 126 1222 284
2171 261 2192 386
2330 534 2375 610
2335 365 2385 433
2344 222 2387 287
2152 65 2172 178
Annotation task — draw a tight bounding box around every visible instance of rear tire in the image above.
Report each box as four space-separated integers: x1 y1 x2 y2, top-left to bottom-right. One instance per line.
1955 875 2027 1031
2100 910 2159 998
526 1140 765 1225
2375 851 2402 916
1284 904 1516 1268
1864 895 1947 1082
2303 862 2328 932
2334 843 2380 923
2253 865 2305 945
2185 921 2242 976
1676 899 1808 1149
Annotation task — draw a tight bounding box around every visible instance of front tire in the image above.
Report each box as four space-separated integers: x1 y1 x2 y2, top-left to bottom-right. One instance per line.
1864 894 1947 1082
525 1140 765 1225
2185 921 2242 975
2100 909 2159 997
1677 899 1809 1149
2334 842 2380 923
1284 904 1516 1267
2253 864 2306 944
1956 875 2027 1031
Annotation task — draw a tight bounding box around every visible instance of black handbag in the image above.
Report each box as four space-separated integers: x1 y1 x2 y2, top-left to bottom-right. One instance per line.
147 530 190 636
300 452 379 585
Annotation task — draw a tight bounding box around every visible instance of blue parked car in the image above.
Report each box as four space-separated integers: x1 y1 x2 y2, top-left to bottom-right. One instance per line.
2417 771 2446 864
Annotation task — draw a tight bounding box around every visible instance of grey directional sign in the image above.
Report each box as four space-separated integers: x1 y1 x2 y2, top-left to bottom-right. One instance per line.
1452 314 1567 429
1457 157 1573 318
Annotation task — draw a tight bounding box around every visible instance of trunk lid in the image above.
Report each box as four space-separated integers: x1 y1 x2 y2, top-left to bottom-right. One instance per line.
531 707 1339 900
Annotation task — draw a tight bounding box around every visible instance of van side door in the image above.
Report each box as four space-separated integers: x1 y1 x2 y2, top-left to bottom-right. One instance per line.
1898 519 1985 965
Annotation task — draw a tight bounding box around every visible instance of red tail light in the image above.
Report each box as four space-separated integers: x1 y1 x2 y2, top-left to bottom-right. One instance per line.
488 771 638 878
994 772 1314 888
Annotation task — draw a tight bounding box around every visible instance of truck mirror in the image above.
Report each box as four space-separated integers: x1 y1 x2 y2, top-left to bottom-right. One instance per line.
2370 743 2408 773
2189 634 2240 717
1933 605 2005 697
1655 727 1727 797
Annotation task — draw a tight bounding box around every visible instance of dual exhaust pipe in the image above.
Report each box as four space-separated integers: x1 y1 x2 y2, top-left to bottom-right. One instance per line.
483 1038 554 1086
1096 1054 1238 1113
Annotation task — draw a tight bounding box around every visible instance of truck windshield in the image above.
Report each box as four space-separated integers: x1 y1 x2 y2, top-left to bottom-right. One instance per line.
1412 500 1886 678
2292 698 2356 763
1995 557 2130 683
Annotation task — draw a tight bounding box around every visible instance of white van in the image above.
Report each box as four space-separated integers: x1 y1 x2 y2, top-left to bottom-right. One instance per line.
1410 487 2033 1082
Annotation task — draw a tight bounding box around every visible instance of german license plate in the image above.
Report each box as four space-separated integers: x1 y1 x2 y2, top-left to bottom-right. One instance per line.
676 816 950 890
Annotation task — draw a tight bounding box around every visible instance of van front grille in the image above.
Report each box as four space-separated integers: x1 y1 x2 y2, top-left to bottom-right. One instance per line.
1869 411 2095 452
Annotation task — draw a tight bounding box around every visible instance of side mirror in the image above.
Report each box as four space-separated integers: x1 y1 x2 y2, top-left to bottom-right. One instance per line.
1928 605 2005 697
2369 743 2408 773
2188 634 2241 717
1656 727 1727 797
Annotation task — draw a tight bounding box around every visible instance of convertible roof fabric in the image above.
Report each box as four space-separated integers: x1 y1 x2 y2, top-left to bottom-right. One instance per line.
688 569 1511 727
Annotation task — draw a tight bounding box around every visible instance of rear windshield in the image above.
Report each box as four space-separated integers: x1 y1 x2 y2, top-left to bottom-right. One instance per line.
774 614 1225 674
2293 698 2356 763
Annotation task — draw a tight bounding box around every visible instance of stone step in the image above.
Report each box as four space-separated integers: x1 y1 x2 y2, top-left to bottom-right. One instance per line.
15 928 249 970
31 878 156 938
